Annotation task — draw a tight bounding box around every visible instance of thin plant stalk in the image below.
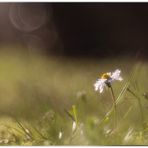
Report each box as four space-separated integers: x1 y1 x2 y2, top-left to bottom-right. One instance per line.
98 83 129 127
110 85 117 129
127 88 145 129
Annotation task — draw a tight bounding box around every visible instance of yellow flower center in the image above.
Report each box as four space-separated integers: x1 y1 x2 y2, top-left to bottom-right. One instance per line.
101 72 111 79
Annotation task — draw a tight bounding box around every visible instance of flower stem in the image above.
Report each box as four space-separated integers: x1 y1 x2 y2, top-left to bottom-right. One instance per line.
110 85 117 129
127 88 145 129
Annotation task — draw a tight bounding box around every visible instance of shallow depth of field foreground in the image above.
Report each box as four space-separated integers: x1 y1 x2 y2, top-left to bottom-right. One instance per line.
0 50 147 145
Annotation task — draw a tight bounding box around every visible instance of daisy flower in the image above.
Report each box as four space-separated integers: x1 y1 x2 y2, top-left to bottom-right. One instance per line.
94 69 123 93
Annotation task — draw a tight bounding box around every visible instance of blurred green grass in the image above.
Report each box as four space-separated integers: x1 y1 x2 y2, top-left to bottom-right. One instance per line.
0 48 147 145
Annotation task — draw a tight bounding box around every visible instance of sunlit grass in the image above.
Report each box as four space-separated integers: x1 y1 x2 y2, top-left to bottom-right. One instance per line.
0 48 147 145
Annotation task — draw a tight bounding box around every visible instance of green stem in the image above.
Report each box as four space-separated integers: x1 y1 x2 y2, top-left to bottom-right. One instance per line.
127 88 145 129
110 85 117 129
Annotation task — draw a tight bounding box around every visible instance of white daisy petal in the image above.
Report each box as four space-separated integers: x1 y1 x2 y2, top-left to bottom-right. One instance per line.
111 69 123 81
118 77 123 81
94 79 106 93
99 84 104 93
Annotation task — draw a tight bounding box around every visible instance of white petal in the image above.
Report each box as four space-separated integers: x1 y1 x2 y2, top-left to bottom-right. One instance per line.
118 77 123 81
94 79 106 93
111 69 123 81
99 83 104 93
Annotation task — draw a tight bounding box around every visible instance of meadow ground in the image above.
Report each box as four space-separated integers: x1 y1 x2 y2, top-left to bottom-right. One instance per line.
0 49 147 145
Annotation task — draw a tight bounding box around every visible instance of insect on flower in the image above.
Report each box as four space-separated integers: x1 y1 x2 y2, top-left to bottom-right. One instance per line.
94 69 123 93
